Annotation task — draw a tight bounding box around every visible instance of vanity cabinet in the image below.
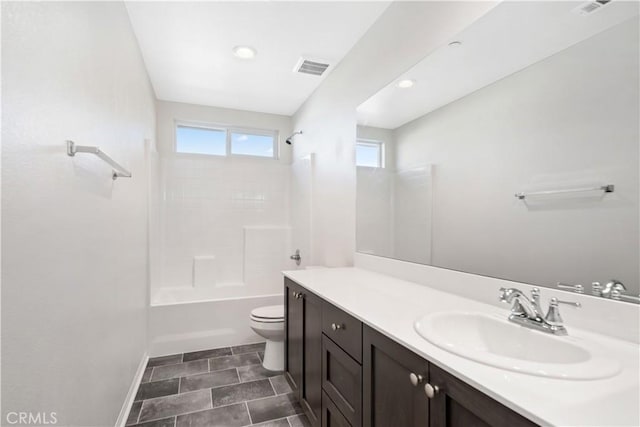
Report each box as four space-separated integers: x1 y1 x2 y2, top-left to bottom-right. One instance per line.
285 278 538 427
362 325 429 427
285 278 323 427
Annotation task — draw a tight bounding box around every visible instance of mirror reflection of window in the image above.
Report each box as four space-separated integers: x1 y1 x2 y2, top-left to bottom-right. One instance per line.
356 140 384 168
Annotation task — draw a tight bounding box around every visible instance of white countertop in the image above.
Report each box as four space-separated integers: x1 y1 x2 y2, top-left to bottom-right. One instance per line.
283 267 640 427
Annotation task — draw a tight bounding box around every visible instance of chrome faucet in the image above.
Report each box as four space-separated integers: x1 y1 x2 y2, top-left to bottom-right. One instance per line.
598 279 626 299
499 287 581 335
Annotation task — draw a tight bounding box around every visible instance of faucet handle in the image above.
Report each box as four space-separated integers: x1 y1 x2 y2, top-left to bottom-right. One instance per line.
545 298 581 326
591 282 602 297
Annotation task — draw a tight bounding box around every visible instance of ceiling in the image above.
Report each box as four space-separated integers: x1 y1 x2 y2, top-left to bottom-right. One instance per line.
357 1 640 130
125 1 390 116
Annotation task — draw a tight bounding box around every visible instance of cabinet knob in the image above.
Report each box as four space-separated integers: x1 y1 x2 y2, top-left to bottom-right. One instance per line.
409 373 423 386
424 383 439 398
292 291 298 298
297 293 304 299
331 323 343 331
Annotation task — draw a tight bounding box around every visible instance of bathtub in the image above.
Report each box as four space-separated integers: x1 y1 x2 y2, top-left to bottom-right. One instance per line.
149 286 282 356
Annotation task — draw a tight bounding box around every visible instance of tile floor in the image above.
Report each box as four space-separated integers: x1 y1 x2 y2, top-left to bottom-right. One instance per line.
126 342 311 427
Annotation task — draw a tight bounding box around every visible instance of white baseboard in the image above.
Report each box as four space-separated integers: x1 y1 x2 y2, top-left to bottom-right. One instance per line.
115 352 149 427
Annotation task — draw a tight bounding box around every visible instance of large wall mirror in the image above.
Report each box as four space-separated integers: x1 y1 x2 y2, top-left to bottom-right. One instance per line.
356 1 639 301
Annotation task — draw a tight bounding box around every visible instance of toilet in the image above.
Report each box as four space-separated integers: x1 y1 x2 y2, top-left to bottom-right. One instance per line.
250 305 285 371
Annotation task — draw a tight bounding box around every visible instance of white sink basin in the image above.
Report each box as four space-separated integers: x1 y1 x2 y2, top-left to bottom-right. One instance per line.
414 311 620 380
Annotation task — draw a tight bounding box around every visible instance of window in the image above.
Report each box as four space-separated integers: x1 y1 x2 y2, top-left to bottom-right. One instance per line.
230 131 275 158
175 122 278 159
356 140 384 168
176 125 226 156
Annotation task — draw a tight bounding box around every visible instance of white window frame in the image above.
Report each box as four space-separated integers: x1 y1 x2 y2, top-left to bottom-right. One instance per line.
356 138 385 168
174 120 279 160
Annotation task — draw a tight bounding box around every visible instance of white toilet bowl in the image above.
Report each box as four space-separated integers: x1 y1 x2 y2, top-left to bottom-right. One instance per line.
250 305 285 371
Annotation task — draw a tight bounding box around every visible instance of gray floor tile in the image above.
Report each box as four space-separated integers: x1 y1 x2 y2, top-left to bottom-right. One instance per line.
151 360 208 381
135 378 180 401
180 368 239 393
139 390 211 423
126 401 143 426
238 364 282 382
142 368 153 383
176 403 250 427
288 414 311 427
183 347 232 362
258 352 265 362
247 393 303 425
129 417 175 427
148 354 183 368
209 353 261 372
211 379 275 408
252 418 289 427
269 376 292 395
231 342 266 355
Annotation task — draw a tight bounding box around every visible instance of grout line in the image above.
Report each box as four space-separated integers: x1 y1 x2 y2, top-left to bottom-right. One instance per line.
245 402 253 425
267 377 277 396
178 377 182 394
211 362 263 376
209 386 214 411
136 401 144 425
173 416 176 427
208 358 211 372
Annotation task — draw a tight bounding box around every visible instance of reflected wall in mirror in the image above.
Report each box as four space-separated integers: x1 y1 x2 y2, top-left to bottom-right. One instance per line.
356 1 639 300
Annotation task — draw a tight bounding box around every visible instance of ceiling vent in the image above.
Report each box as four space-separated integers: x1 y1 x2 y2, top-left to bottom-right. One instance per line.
294 57 330 76
572 0 612 15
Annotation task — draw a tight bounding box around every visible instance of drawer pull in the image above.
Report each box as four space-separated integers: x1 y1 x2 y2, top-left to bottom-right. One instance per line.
409 373 423 386
331 323 344 331
424 383 440 398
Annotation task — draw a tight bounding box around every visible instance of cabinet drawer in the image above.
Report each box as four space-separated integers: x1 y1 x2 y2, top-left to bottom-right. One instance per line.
322 335 362 427
322 301 362 362
323 391 352 427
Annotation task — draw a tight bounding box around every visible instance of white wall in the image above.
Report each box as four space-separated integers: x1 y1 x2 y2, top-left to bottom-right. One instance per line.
392 18 639 292
2 2 156 426
291 1 498 267
153 101 294 298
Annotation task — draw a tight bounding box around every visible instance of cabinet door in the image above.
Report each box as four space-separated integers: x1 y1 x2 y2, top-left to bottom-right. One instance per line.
429 364 538 427
285 279 303 395
363 325 429 427
323 391 352 427
301 287 323 427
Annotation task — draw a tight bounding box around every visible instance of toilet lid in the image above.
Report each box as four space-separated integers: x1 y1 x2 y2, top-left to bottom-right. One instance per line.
251 305 284 321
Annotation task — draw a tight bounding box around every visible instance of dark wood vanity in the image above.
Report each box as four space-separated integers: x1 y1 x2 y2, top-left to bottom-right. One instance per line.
284 277 538 427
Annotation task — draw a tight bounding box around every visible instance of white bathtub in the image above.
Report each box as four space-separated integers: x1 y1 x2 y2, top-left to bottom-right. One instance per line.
149 287 282 356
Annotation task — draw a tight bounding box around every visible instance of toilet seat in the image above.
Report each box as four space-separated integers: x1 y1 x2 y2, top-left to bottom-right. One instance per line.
250 305 284 323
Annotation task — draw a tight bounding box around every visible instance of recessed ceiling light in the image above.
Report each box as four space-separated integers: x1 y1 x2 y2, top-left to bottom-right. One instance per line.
448 41 462 47
396 79 415 89
233 46 257 59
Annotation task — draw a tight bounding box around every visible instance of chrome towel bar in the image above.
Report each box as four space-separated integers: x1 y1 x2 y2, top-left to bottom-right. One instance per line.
66 140 132 180
515 184 614 200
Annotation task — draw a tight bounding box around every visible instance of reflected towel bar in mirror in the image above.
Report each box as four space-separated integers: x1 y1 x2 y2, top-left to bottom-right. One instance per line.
515 185 614 200
66 140 132 180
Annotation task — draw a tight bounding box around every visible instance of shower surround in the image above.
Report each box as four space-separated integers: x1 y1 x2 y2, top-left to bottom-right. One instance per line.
149 101 296 355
